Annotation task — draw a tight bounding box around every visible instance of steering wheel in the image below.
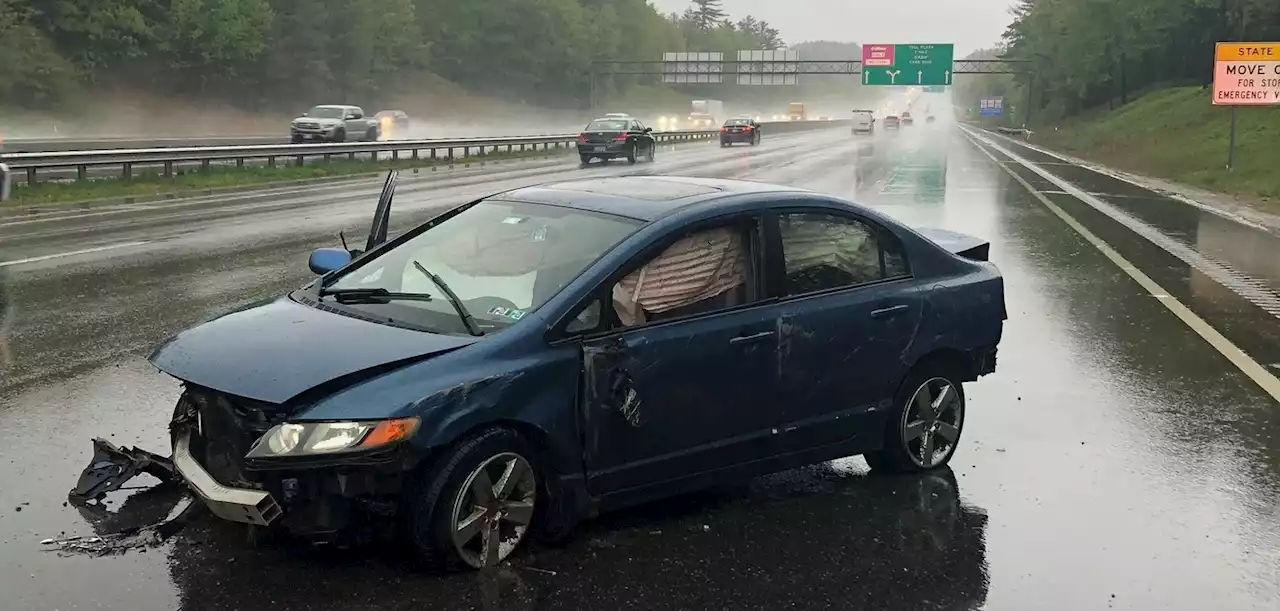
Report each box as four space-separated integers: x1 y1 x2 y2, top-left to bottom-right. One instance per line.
465 296 520 316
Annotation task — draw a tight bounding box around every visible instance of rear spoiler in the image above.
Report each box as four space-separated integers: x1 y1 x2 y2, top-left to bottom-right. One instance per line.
915 227 991 262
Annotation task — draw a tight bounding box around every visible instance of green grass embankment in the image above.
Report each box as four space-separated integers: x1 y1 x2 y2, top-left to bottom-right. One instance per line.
1035 86 1280 209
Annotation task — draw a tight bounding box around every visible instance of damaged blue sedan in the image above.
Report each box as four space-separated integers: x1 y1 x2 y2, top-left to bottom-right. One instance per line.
144 172 1005 570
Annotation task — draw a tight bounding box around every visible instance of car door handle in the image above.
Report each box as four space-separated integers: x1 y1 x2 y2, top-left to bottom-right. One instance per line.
870 304 909 319
729 330 775 345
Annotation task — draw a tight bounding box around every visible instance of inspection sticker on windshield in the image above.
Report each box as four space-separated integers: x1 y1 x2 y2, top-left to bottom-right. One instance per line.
486 306 526 320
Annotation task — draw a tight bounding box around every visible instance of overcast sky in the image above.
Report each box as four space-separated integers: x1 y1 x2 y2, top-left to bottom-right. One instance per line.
650 0 1015 56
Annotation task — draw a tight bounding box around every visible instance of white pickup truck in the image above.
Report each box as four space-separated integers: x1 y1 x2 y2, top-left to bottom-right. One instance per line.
291 105 381 143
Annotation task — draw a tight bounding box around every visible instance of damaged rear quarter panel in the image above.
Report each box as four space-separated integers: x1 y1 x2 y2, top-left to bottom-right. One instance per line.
294 341 585 475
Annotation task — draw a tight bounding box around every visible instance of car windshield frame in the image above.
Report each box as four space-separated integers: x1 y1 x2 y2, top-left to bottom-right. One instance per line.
313 200 645 335
307 106 346 119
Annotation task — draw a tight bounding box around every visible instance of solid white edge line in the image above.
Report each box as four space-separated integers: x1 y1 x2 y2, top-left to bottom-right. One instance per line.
980 128 1278 234
0 241 149 267
959 128 1280 404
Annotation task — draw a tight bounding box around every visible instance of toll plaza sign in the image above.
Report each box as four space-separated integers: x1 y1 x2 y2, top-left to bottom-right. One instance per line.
862 44 954 86
1213 42 1280 105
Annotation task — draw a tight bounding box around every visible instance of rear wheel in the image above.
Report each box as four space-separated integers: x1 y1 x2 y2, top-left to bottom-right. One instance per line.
864 362 966 474
579 154 591 166
403 428 541 571
626 143 638 164
366 126 379 141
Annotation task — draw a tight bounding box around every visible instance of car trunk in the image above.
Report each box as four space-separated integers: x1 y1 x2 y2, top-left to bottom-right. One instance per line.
583 131 624 144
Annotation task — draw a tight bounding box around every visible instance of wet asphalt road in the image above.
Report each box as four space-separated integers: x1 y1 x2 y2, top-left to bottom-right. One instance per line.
3 123 1280 611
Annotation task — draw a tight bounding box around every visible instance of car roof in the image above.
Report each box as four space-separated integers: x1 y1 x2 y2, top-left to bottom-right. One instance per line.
491 176 809 222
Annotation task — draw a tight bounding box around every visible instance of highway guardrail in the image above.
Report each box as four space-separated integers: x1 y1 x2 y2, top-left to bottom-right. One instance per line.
0 120 851 187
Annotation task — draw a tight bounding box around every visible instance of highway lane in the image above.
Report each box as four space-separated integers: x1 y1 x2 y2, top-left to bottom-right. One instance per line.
2 122 1280 611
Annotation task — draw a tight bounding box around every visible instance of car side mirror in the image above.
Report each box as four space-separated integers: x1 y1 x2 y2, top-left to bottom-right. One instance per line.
644 127 653 133
308 247 352 275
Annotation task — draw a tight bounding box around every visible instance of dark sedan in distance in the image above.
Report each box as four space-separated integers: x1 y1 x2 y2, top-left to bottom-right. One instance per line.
720 118 761 146
576 116 657 165
138 172 1006 571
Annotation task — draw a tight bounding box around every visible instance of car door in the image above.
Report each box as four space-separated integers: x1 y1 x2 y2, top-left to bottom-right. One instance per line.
344 107 365 140
629 120 649 153
577 215 780 501
765 207 922 455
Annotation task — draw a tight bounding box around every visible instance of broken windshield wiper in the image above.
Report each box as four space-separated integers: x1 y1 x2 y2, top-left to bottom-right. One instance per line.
412 261 483 337
317 287 435 304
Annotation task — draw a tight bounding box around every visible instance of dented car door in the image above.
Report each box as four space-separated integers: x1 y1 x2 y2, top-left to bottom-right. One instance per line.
580 218 780 500
768 209 923 453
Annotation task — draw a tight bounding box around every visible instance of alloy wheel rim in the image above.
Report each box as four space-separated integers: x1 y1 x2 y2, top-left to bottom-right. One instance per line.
900 377 964 468
450 452 537 569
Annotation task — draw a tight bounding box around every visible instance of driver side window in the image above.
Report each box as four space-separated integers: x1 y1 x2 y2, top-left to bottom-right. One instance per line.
611 224 752 328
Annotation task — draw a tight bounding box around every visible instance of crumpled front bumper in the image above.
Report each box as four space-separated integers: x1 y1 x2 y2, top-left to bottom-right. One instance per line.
172 427 282 526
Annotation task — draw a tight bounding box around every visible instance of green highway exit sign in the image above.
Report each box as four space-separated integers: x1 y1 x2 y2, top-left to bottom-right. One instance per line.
861 44 955 86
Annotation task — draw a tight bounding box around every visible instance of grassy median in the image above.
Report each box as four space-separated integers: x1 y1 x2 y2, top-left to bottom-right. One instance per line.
1034 86 1280 212
2 147 573 207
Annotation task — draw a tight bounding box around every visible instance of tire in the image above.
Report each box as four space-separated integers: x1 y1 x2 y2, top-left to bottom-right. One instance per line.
579 154 592 166
366 126 379 141
720 141 729 148
646 141 656 162
402 428 542 571
291 135 303 144
626 143 637 164
332 128 345 142
863 361 966 474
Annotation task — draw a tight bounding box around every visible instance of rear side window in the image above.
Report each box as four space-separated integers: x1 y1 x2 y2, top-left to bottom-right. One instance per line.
777 212 910 296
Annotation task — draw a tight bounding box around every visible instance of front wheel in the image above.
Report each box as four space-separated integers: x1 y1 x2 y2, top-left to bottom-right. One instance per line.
403 428 541 571
864 362 966 473
332 128 346 142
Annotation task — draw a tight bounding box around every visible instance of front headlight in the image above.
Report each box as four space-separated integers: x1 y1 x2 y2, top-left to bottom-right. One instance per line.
246 417 419 458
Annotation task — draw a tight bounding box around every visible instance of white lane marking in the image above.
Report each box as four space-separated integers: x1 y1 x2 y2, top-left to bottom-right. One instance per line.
0 241 149 268
982 129 1278 234
962 129 1280 404
966 128 1280 319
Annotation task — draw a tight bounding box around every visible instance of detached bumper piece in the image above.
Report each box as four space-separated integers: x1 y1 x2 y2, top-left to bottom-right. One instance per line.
69 438 178 503
173 427 282 526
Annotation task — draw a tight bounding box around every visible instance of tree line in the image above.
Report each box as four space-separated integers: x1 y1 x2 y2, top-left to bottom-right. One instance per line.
961 0 1280 122
0 0 784 110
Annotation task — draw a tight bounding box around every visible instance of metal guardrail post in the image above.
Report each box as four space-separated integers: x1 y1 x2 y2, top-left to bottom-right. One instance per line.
0 163 10 202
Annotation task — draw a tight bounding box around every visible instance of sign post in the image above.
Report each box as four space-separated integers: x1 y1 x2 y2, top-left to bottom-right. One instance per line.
1211 42 1280 170
861 44 954 86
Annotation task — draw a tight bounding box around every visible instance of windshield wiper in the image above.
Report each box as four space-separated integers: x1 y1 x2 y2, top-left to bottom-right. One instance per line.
317 287 434 304
412 261 483 337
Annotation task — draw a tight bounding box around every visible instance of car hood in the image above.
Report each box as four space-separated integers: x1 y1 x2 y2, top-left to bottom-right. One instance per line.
148 296 479 404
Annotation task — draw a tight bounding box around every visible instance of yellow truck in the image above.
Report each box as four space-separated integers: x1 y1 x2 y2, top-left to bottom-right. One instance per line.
787 102 806 121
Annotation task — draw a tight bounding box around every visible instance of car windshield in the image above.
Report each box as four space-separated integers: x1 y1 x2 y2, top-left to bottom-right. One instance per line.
724 119 751 126
307 106 346 119
587 119 629 131
323 201 642 334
